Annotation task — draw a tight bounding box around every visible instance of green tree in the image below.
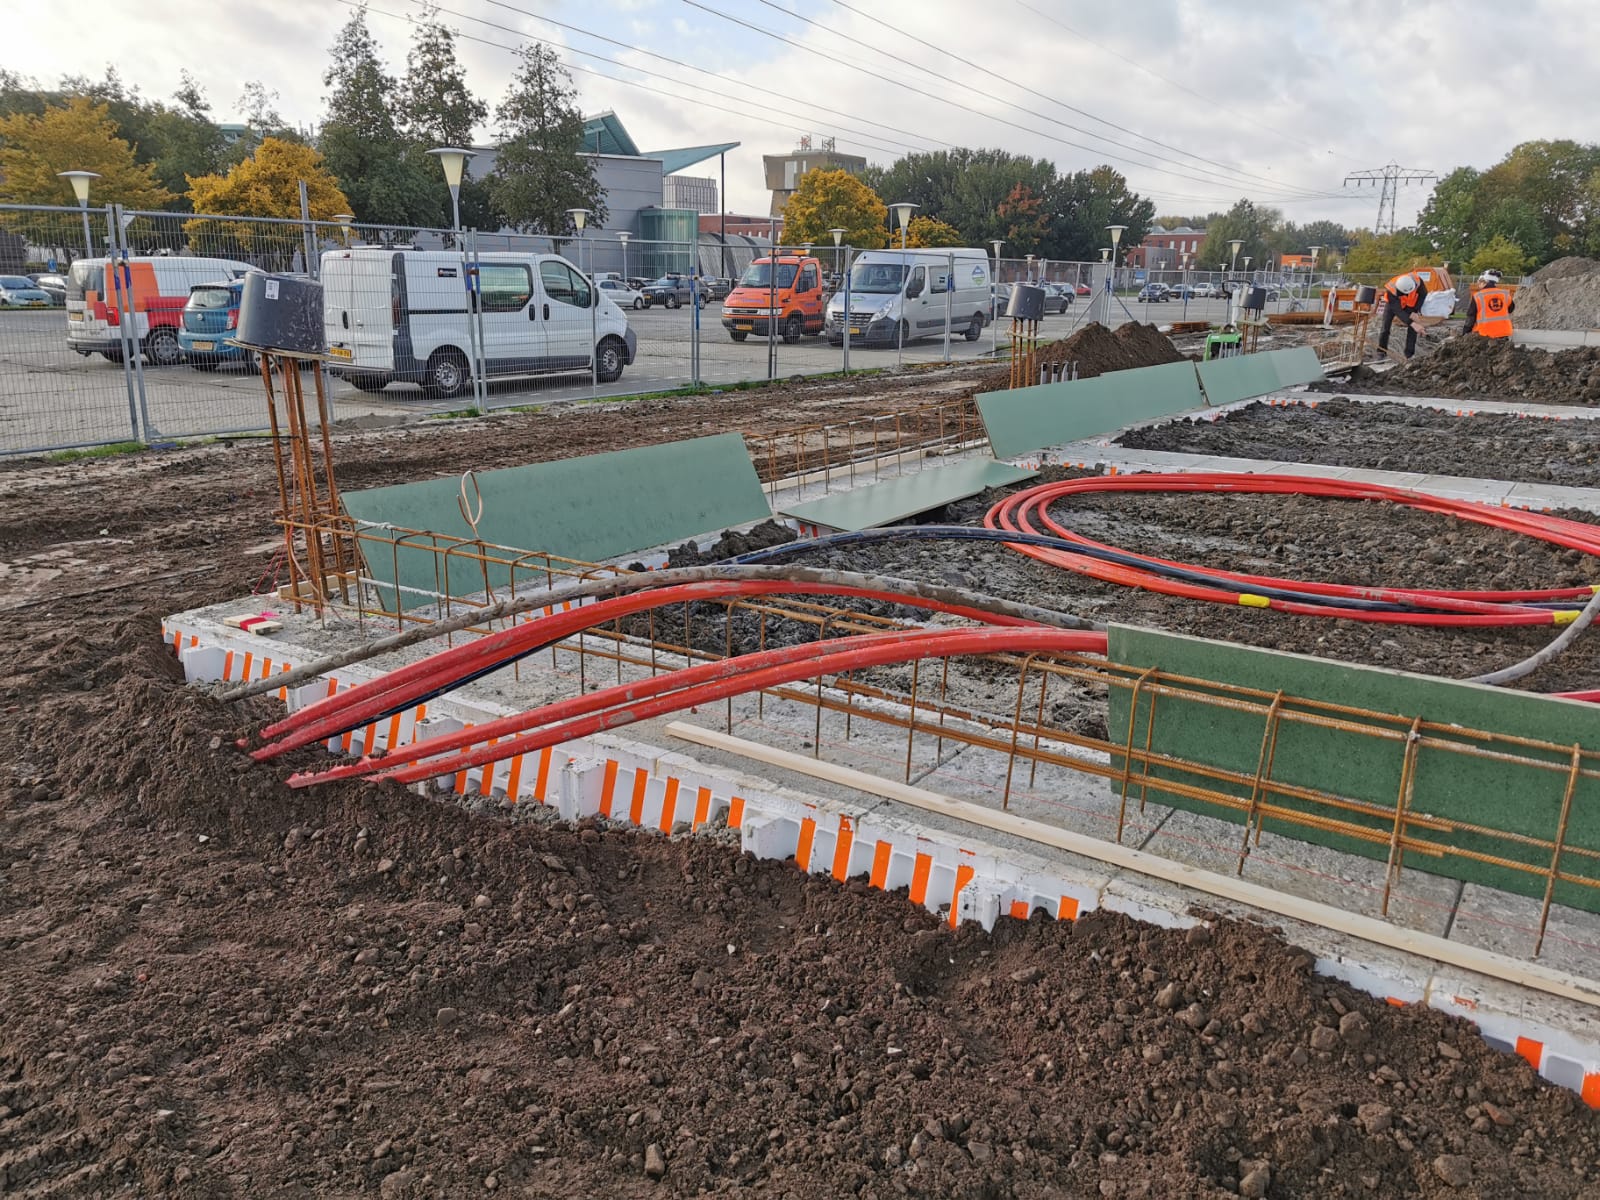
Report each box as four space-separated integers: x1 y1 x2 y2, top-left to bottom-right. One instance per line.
1416 167 1481 264
1342 232 1427 276
780 167 887 248
1464 234 1531 278
865 148 1055 247
1477 140 1600 258
488 43 604 235
1474 196 1547 264
901 214 963 248
1197 199 1282 272
320 9 437 227
0 97 172 208
143 72 226 208
398 14 486 146
1043 165 1155 261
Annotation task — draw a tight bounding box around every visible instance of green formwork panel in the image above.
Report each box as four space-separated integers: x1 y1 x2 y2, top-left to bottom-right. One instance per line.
1194 346 1324 407
1106 625 1600 912
343 433 770 608
778 458 1038 531
976 361 1207 459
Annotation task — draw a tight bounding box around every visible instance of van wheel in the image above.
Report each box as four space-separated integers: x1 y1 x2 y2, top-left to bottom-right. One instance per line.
729 331 748 342
424 350 469 399
99 349 124 363
782 314 803 344
596 337 626 384
145 327 182 367
965 314 983 341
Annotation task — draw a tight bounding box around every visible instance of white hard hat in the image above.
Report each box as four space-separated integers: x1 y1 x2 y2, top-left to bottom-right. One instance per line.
1480 269 1502 284
1394 274 1417 294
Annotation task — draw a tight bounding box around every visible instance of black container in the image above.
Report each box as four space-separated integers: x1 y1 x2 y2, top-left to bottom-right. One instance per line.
236 271 325 358
1355 284 1377 305
1242 285 1268 311
1007 285 1046 322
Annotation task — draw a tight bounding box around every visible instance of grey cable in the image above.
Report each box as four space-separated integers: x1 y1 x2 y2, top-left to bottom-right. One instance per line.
1467 587 1600 687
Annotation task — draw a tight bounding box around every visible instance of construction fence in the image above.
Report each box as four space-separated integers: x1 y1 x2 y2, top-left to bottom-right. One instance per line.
3 199 1383 457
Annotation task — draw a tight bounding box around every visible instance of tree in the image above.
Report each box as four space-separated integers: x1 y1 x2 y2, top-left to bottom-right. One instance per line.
1475 196 1547 264
183 137 350 265
1342 232 1427 276
1464 234 1531 278
488 43 605 235
144 72 227 207
1416 167 1481 264
900 214 963 248
398 14 486 146
320 10 437 227
1477 140 1600 257
997 183 1048 255
1197 199 1284 273
865 148 1055 247
1043 166 1154 262
0 97 172 209
780 167 887 249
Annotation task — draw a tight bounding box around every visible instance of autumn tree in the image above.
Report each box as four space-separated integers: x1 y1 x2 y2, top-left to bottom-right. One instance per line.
779 167 887 249
0 96 173 227
182 137 351 264
489 44 604 235
900 214 963 248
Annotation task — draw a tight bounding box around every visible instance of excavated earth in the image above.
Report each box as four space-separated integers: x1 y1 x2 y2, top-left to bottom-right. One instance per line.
1116 397 1600 488
1318 337 1600 405
5 365 1600 1196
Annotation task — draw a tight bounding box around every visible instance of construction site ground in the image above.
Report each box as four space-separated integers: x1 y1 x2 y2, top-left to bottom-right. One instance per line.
6 363 1600 1197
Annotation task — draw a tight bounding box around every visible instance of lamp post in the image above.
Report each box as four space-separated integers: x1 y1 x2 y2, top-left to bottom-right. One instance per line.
1025 253 1036 284
427 147 474 235
1306 244 1322 307
57 170 100 258
618 231 630 284
1228 238 1243 302
1106 225 1126 311
1181 251 1192 320
888 202 917 370
989 238 1003 354
567 208 596 392
333 212 354 247
830 227 851 373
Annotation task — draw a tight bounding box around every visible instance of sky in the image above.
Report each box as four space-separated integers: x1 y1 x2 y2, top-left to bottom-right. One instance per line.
12 0 1600 230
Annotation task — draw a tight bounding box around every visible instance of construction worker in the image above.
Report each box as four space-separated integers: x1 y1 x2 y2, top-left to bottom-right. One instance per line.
1463 270 1515 339
1376 270 1428 359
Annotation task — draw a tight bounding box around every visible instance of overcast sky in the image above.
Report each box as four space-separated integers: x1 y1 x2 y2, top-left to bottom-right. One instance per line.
14 0 1600 229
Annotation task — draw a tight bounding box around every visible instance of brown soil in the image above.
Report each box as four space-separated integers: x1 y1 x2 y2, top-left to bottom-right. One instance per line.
4 367 1600 1196
1320 337 1600 405
1512 257 1600 332
980 321 1187 386
1116 398 1600 488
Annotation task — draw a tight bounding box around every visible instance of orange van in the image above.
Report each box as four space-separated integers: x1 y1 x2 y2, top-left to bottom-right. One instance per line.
720 254 826 343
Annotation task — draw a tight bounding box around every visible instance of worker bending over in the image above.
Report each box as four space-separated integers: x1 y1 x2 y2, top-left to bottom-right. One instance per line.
1377 270 1428 359
1464 270 1515 339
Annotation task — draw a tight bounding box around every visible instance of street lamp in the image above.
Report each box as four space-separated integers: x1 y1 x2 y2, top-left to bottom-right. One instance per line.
1106 224 1126 295
1025 253 1036 283
566 206 591 268
1228 238 1243 277
888 202 917 369
567 207 596 390
889 202 918 250
427 147 475 233
618 230 630 283
57 170 100 257
333 212 354 246
828 227 847 275
830 227 852 372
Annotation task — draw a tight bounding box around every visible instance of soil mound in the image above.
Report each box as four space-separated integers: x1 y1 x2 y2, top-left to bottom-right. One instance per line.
1514 256 1600 331
984 321 1185 389
1319 335 1600 405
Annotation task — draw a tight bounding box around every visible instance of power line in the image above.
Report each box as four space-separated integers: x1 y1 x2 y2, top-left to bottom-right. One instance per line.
684 0 1331 200
1009 0 1359 166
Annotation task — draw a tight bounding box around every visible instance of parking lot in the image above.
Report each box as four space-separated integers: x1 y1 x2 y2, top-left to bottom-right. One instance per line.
0 294 1242 454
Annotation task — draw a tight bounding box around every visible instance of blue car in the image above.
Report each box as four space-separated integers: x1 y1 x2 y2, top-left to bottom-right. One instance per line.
179 278 253 370
0 274 53 308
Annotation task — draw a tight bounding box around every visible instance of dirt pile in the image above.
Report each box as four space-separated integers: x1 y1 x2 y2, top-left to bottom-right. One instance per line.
984 321 1186 388
1322 335 1600 405
1512 256 1600 331
6 650 1600 1197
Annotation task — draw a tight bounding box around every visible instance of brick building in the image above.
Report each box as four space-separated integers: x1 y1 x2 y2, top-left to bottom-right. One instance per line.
1128 225 1205 271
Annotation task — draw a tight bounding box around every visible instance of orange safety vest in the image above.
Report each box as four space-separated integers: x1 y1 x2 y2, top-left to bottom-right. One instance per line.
1473 287 1513 338
1385 272 1422 310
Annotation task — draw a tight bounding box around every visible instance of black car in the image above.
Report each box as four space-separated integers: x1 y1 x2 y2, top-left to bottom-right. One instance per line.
1136 283 1170 302
641 274 709 308
28 272 68 306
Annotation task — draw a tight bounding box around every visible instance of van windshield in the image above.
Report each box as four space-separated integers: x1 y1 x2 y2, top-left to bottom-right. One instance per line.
848 262 909 294
738 262 797 289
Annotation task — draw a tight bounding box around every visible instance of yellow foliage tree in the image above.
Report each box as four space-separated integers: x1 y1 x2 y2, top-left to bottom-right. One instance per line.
0 98 172 251
780 168 887 250
183 138 352 262
900 214 963 248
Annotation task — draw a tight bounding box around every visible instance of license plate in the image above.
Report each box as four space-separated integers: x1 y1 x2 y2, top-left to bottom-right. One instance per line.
68 311 83 321
27 300 45 307
734 324 752 332
192 340 215 352
849 327 862 336
328 346 353 360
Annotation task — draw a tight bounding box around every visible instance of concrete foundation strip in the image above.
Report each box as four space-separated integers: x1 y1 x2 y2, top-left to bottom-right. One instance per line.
665 721 1600 1014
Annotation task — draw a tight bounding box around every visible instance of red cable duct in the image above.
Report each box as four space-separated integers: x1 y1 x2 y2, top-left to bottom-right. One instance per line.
355 627 1107 788
252 578 1043 761
986 473 1600 626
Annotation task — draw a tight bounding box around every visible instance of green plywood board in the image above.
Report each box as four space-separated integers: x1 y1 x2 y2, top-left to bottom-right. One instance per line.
976 360 1207 459
343 433 770 607
1106 625 1600 912
1195 346 1324 407
778 458 1037 532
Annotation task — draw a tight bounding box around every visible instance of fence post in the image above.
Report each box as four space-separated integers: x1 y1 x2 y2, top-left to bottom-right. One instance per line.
944 250 953 363
105 207 143 444
298 181 317 280
112 205 159 442
464 228 487 416
691 271 702 387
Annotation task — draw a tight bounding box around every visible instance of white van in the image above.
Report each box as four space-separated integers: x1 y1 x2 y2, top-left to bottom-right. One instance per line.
67 255 254 365
824 248 991 346
320 248 637 397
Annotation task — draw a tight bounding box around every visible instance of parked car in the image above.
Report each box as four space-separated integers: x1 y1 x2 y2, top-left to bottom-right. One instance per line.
0 275 54 308
67 255 254 364
697 275 729 301
1189 282 1220 299
598 278 646 309
724 254 825 342
1041 283 1074 312
641 274 705 308
1074 282 1092 295
322 247 636 397
28 272 68 306
1137 283 1170 303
